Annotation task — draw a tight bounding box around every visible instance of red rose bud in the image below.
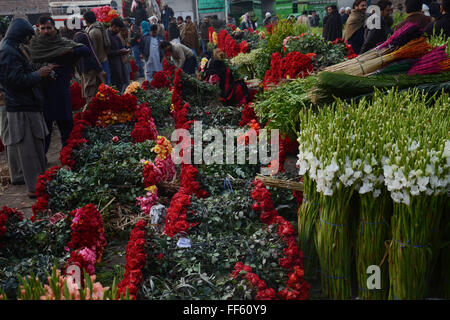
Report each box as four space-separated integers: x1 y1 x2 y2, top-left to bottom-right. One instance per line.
112 136 119 142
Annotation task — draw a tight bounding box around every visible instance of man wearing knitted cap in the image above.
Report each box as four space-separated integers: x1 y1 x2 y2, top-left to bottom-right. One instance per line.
0 18 57 198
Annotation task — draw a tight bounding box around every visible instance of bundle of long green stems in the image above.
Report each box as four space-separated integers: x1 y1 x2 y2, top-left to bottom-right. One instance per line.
388 196 446 299
297 176 320 280
316 188 354 299
356 192 392 299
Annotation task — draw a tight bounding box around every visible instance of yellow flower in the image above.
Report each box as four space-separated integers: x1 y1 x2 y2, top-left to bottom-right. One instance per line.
212 32 218 45
125 81 140 94
153 145 162 154
145 185 157 194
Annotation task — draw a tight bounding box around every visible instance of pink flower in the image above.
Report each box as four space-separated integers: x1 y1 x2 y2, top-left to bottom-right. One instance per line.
112 136 119 142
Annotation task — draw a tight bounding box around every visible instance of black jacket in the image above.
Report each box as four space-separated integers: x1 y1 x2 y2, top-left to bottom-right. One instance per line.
323 11 343 41
0 18 44 112
361 16 392 53
424 13 450 39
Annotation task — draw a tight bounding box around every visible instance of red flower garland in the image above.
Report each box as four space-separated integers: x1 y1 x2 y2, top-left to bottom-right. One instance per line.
31 166 61 221
250 179 309 300
117 220 148 299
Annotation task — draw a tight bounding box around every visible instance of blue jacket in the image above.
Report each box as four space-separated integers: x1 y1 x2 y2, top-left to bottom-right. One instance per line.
0 18 44 112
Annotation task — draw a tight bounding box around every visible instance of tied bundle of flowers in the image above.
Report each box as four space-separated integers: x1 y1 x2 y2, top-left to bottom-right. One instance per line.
263 52 283 88
67 204 107 264
150 71 171 88
230 48 262 80
117 220 148 299
230 262 278 300
131 103 158 143
152 136 173 161
32 166 61 221
239 103 257 127
0 206 23 247
60 120 89 168
70 81 85 111
91 6 118 23
67 247 97 275
125 81 140 95
297 103 365 299
281 52 313 79
407 45 449 75
380 91 449 300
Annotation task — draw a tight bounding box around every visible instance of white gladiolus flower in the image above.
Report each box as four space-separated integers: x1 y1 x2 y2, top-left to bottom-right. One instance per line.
363 164 372 174
410 185 420 196
373 189 381 198
359 182 373 194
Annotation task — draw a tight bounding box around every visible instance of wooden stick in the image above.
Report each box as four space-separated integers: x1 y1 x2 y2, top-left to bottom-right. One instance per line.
255 174 304 191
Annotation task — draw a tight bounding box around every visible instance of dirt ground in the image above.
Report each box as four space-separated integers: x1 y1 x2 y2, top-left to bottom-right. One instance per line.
0 127 62 218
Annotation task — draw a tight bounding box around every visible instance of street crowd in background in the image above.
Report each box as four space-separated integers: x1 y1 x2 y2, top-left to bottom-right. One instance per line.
0 0 449 200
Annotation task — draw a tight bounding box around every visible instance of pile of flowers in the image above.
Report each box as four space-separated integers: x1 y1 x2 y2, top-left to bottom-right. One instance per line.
91 6 119 23
66 204 107 275
32 166 61 221
0 206 23 247
70 81 85 111
130 102 158 143
60 119 89 168
263 52 313 88
150 71 171 89
217 29 249 58
117 220 147 299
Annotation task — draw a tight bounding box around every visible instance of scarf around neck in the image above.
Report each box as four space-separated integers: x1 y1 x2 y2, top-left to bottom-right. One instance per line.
29 31 83 63
344 9 366 41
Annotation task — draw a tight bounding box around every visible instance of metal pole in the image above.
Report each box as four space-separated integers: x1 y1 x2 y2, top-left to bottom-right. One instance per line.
225 0 228 23
195 0 200 24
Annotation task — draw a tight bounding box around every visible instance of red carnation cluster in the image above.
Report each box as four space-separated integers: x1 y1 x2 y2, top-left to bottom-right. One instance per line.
141 80 150 91
117 220 148 299
60 120 90 168
230 262 278 300
150 71 171 89
31 166 61 221
143 161 163 187
163 164 208 237
67 247 97 276
217 29 248 58
239 103 257 127
264 52 313 88
0 206 23 247
250 180 309 299
67 204 107 263
162 58 176 80
82 84 138 126
332 38 357 59
171 69 193 130
131 103 158 143
70 81 86 111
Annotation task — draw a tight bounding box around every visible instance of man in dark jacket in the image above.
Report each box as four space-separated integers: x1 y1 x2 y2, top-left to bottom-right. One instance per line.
162 3 175 31
361 0 393 53
107 18 130 92
200 16 210 55
323 5 343 42
168 16 180 42
0 18 55 197
424 0 450 38
30 15 90 154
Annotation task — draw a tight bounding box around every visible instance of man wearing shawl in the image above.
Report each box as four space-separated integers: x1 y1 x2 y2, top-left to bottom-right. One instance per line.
0 18 56 198
182 16 200 56
30 15 90 154
84 11 111 85
323 5 343 42
344 0 368 54
73 31 106 105
140 22 163 81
